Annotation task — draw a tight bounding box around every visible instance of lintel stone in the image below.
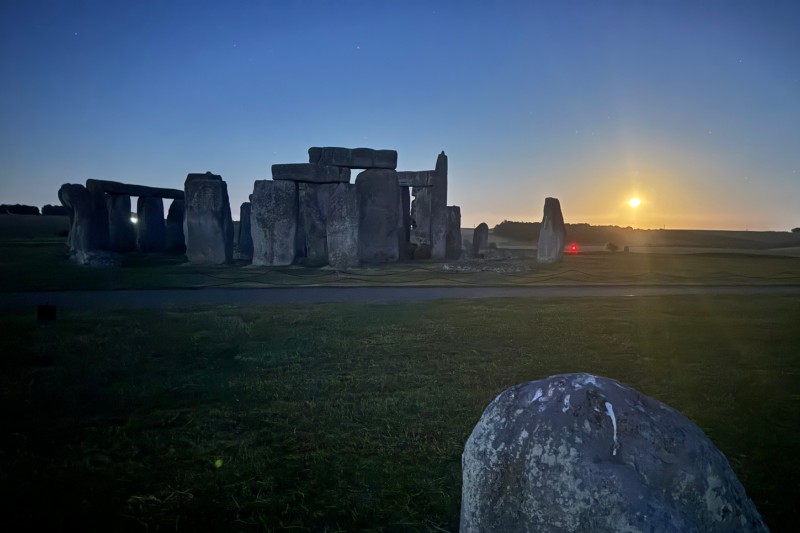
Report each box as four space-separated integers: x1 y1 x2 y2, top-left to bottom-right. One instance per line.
271 163 350 183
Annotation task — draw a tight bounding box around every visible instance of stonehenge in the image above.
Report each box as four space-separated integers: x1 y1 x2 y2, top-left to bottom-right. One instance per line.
57 146 466 269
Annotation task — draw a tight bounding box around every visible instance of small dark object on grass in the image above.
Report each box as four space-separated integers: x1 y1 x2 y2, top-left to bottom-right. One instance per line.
37 303 57 322
605 242 619 253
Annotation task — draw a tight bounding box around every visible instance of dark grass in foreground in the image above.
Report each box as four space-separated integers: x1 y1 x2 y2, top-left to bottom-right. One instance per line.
1 296 799 531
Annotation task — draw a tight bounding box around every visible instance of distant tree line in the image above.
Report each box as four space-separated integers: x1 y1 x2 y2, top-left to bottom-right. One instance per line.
0 204 69 216
493 220 637 244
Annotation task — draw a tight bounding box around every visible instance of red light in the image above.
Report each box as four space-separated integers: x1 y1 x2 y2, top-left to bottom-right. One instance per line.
568 244 578 253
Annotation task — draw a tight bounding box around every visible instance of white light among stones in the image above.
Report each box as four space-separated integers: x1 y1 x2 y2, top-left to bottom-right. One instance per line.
130 216 138 224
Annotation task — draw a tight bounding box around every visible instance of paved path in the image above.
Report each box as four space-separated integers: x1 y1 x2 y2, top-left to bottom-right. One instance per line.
3 285 800 311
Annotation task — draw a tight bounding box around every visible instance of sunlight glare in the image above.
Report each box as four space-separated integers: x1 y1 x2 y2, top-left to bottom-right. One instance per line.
628 197 641 208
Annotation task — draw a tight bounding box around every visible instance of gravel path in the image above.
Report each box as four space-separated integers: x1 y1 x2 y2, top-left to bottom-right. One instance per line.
3 285 800 311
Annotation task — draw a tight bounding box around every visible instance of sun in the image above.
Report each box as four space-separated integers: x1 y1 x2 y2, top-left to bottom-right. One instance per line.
628 197 641 208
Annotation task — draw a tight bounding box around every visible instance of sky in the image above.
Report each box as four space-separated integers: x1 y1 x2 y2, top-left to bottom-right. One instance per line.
1 0 798 230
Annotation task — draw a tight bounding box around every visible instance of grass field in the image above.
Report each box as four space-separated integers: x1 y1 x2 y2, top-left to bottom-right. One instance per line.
2 237 800 292
1 296 799 531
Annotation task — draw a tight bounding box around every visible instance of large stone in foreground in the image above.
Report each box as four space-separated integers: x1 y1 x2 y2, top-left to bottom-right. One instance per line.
461 373 768 533
184 172 234 264
136 197 165 252
106 194 136 252
356 169 400 263
251 180 297 266
309 147 398 170
536 196 565 264
271 163 350 184
410 186 432 247
327 183 360 268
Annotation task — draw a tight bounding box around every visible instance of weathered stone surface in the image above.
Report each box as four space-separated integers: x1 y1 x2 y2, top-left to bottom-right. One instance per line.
413 244 432 260
356 169 401 263
86 179 184 200
397 170 435 187
106 194 136 252
327 183 360 268
400 186 411 258
165 199 186 253
58 183 108 253
472 223 489 257
430 151 449 259
271 163 351 184
236 201 253 261
136 197 165 252
445 206 462 260
461 373 768 533
184 172 234 264
537 197 565 264
410 186 432 247
309 147 398 170
251 180 297 266
297 183 336 265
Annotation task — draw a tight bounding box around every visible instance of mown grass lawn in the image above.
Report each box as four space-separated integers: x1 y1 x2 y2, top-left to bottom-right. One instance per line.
1 295 799 532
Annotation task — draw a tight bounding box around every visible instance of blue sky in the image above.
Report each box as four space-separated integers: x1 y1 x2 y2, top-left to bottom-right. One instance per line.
1 0 798 229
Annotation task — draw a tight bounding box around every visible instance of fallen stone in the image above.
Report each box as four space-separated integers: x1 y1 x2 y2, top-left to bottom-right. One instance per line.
236 201 253 261
327 183 360 268
184 172 234 264
537 197 565 264
297 183 336 265
397 170 435 187
58 183 108 253
271 163 351 184
136 197 165 252
251 180 297 266
106 194 136 252
445 206 462 260
165 199 186 253
70 250 122 268
461 373 768 533
309 147 397 170
356 169 401 263
472 223 489 257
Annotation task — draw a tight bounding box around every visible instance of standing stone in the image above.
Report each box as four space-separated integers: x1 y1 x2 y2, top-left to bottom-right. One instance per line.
445 206 462 260
327 183 360 268
537 197 566 264
85 181 111 250
472 223 489 257
236 201 253 261
251 180 297 266
356 169 401 263
106 194 136 252
165 199 186 253
430 151 449 259
58 183 108 254
136 197 165 252
184 172 234 264
400 186 411 258
297 183 336 266
461 373 769 533
410 186 432 247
